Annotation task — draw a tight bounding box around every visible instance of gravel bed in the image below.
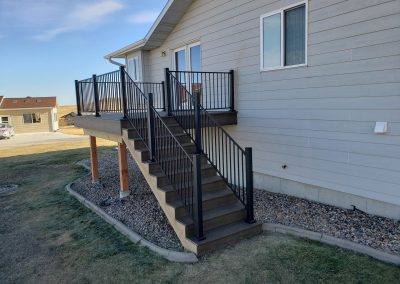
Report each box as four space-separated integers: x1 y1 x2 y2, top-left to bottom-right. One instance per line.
71 153 184 251
254 189 400 255
0 184 19 194
71 153 399 255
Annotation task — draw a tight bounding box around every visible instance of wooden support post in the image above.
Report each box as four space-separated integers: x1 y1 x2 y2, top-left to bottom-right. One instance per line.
118 142 129 198
89 136 99 183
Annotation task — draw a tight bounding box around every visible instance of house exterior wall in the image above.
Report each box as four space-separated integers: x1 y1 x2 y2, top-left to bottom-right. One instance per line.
126 50 145 81
126 0 400 219
51 107 59 131
0 108 55 133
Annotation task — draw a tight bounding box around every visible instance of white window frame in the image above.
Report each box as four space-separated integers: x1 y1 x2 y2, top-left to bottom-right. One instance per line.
1 116 10 124
127 56 141 81
260 1 308 72
23 113 41 124
174 41 201 71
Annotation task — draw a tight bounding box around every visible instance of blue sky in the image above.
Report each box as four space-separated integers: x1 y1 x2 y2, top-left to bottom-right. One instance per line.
0 0 166 105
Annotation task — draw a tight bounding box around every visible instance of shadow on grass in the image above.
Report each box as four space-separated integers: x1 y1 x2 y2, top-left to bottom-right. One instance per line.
0 147 399 283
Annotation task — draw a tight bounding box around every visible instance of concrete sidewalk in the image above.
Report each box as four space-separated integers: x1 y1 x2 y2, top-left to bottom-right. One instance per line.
0 132 86 150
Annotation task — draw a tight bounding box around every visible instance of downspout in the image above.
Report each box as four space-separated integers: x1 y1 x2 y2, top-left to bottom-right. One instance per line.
107 57 125 67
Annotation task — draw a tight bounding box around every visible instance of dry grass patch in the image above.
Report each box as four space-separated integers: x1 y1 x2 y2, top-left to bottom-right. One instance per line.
58 125 85 136
0 138 116 158
0 144 398 283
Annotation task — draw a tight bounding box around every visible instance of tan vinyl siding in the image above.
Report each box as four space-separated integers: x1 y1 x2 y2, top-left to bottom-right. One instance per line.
0 108 54 133
131 0 400 208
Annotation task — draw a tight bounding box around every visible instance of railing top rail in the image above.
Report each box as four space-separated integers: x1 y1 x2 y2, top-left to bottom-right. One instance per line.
78 69 120 83
136 82 164 84
170 70 231 74
96 69 120 77
79 77 93 83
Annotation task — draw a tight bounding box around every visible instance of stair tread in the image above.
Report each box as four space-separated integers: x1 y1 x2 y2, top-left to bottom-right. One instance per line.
137 123 181 129
134 142 194 152
178 202 244 225
151 163 214 177
168 187 234 208
159 175 224 193
190 221 261 245
133 133 188 141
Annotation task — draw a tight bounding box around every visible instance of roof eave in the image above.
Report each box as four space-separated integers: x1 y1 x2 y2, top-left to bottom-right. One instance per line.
104 39 146 59
104 0 192 59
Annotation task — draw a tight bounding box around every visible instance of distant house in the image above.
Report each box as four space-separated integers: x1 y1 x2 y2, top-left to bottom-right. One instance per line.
59 112 76 127
0 96 59 133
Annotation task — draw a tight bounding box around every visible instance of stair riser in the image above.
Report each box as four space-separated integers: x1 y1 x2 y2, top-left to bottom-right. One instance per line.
202 180 226 192
172 193 238 219
164 181 226 202
139 145 197 162
186 209 246 236
148 158 208 174
156 167 217 187
127 126 184 139
134 135 191 149
196 225 262 255
202 194 238 211
161 116 179 124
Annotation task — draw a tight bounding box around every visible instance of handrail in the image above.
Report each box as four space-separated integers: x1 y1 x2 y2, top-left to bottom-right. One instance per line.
166 69 254 223
122 68 205 239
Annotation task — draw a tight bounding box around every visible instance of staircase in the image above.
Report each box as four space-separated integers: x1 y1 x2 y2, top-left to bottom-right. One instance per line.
75 67 261 255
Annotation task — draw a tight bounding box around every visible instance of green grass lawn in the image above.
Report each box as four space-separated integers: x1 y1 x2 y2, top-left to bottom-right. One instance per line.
0 146 399 283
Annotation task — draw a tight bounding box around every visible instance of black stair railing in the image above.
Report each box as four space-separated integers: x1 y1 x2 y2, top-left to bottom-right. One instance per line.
121 67 205 240
165 69 255 223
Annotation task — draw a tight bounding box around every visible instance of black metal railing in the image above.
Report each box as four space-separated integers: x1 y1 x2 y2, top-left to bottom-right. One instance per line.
170 70 234 111
96 70 122 112
149 96 204 239
76 76 96 115
122 68 205 239
75 71 164 116
166 68 254 223
136 82 165 110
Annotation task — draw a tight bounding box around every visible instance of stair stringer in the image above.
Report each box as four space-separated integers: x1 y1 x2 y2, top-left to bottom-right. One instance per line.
121 129 199 254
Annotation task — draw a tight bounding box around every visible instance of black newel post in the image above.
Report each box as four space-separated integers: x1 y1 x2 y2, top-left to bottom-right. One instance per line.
161 81 166 112
194 92 202 154
147 93 156 162
193 154 205 240
120 66 128 119
75 80 82 116
92 74 100 117
229 69 235 112
245 147 255 223
164 68 172 116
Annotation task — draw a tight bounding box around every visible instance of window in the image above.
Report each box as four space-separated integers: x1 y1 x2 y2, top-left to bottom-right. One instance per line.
127 56 140 81
1 116 9 124
260 2 307 71
174 42 201 71
23 113 41 124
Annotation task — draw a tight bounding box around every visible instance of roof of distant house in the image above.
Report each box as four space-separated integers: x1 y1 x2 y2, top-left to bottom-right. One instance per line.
60 112 77 118
0 96 57 109
0 96 3 105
